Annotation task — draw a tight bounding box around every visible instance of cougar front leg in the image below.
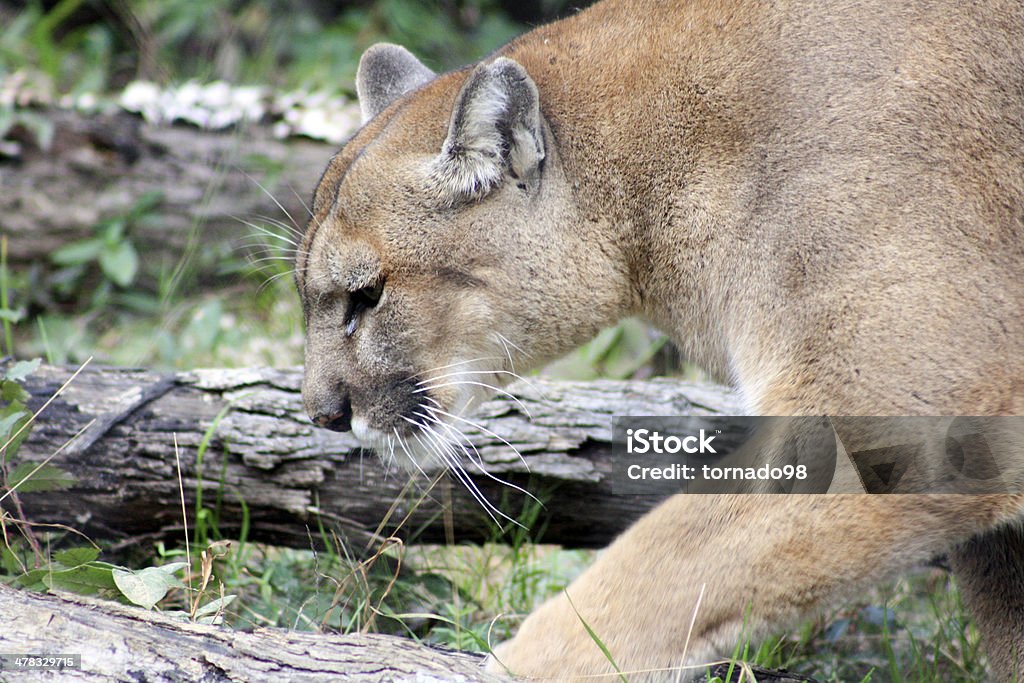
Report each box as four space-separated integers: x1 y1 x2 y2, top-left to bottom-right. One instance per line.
488 494 1021 681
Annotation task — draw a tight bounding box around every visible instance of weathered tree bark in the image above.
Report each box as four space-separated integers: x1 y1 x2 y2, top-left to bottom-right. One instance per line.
0 108 335 287
0 584 816 682
12 363 741 550
0 583 506 682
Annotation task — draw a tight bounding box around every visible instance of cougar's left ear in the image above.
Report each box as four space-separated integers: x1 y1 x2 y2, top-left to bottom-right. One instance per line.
356 43 435 123
430 57 544 205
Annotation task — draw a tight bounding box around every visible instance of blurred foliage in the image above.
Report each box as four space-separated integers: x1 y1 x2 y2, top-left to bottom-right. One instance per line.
0 0 683 378
0 0 591 97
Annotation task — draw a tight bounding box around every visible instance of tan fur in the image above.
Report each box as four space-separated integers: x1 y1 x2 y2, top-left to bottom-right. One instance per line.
297 0 1024 679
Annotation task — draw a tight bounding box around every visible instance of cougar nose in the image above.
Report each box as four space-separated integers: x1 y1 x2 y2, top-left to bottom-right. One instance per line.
313 394 353 432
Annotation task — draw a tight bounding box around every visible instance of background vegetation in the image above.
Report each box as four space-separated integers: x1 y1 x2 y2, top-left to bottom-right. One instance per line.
0 2 986 681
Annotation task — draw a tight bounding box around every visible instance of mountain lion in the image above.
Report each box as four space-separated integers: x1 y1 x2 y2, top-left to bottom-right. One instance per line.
296 0 1024 679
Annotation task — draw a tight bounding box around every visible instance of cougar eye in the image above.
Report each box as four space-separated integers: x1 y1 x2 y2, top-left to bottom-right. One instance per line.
344 281 384 336
358 281 384 306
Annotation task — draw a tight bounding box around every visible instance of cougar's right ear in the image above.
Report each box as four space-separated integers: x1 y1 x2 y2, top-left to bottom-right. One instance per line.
429 57 544 206
356 43 435 123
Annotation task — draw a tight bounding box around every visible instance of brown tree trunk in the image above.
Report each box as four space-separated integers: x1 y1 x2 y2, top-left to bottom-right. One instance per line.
11 363 742 551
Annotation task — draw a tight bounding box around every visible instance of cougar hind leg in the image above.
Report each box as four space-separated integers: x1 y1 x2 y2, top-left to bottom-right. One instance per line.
949 520 1024 682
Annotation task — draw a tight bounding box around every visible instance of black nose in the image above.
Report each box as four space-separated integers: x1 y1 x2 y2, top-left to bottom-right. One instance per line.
313 394 352 432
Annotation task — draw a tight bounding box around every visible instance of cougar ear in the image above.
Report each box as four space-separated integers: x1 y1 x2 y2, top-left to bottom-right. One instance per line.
356 43 435 123
430 57 545 205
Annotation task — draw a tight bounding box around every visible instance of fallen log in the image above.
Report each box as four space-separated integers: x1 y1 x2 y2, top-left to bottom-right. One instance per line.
0 583 817 683
0 582 506 682
10 363 742 550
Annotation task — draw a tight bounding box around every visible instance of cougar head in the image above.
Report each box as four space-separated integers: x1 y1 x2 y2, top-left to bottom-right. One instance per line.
297 44 629 470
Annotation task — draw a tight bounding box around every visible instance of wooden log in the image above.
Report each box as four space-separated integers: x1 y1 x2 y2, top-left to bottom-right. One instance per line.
11 363 742 550
0 583 816 682
0 583 507 682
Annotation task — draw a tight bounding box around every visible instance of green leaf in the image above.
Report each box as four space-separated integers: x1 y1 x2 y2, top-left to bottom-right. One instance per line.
98 218 127 244
159 610 192 623
0 308 25 323
7 462 75 493
112 565 184 609
193 594 236 620
99 241 139 287
43 564 117 596
129 190 163 217
1 545 25 575
0 379 29 404
54 547 100 568
51 238 104 266
16 568 51 591
154 561 189 577
584 325 623 366
0 410 27 439
6 358 40 382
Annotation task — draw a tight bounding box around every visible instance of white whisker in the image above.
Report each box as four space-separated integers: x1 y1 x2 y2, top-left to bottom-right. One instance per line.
242 171 303 232
394 426 431 480
496 332 530 359
291 186 315 219
238 219 301 246
415 410 540 507
418 367 547 404
416 421 517 527
415 379 532 418
404 356 503 382
422 404 532 473
410 426 494 519
258 269 297 292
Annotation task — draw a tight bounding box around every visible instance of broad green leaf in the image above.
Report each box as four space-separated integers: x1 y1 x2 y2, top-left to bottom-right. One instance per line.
44 564 117 596
5 358 40 382
51 238 104 266
112 566 184 609
54 547 100 568
7 462 75 493
99 241 139 287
